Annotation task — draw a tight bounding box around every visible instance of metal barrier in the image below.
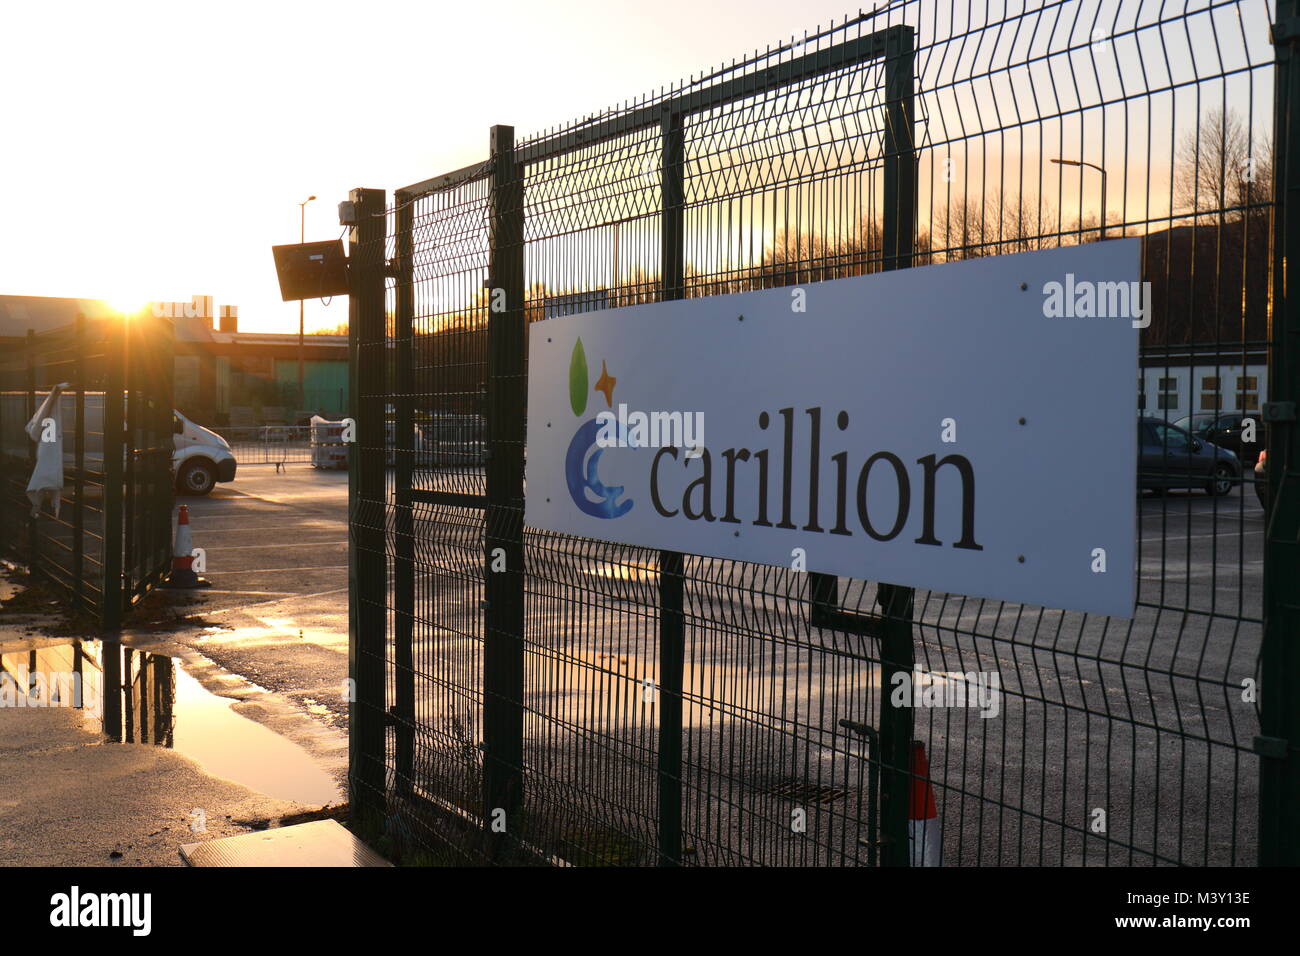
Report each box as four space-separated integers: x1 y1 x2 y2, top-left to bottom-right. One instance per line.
216 425 314 465
348 1 1296 865
0 313 174 629
215 417 486 469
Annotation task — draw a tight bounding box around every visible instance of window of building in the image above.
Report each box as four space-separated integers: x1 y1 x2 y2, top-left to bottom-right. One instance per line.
1236 375 1259 411
1158 377 1179 410
1200 375 1221 411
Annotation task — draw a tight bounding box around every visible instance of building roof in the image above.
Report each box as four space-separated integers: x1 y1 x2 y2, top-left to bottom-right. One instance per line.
0 295 117 338
171 317 346 348
0 295 347 349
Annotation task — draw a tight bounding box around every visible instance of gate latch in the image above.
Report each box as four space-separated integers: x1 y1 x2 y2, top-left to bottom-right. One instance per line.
1262 401 1296 424
1272 18 1300 45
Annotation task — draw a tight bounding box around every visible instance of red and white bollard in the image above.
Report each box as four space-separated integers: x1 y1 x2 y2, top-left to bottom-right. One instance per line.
162 505 209 589
909 740 942 866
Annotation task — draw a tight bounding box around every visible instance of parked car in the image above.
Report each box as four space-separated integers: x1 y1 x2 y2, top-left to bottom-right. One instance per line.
1174 412 1264 464
1255 448 1269 513
1139 417 1240 495
173 411 237 495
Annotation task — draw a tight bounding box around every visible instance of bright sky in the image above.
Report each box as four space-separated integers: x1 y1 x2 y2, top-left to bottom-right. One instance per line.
1 0 883 333
2 1 1273 333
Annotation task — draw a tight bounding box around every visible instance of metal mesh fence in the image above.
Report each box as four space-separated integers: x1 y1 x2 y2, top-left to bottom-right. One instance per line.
348 0 1287 866
0 314 174 628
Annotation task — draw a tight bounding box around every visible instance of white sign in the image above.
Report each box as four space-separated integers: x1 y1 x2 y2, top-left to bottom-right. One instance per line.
525 241 1139 618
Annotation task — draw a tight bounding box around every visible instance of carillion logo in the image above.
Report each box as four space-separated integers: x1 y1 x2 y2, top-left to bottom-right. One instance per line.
565 338 634 519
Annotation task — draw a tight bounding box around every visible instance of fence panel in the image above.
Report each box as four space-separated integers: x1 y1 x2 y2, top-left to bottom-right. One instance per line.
0 313 175 629
353 0 1288 865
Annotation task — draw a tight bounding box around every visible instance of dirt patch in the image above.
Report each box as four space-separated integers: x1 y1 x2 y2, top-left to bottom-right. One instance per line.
123 587 231 634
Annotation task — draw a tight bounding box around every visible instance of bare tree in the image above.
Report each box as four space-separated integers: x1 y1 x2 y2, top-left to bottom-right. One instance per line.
1177 107 1273 218
933 198 992 261
753 217 884 288
991 191 1061 253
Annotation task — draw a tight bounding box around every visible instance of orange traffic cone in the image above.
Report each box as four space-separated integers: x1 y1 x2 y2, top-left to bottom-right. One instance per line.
162 505 209 589
909 740 942 866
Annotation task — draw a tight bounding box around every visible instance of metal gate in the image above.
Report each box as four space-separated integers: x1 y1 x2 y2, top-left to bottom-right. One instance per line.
0 311 175 629
348 0 1297 865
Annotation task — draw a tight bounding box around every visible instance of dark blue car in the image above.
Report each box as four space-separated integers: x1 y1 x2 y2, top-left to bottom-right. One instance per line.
1139 417 1240 496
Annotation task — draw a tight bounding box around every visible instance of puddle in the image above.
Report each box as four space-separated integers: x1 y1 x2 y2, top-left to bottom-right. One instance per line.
201 621 348 652
168 667 340 806
301 697 330 716
0 638 340 807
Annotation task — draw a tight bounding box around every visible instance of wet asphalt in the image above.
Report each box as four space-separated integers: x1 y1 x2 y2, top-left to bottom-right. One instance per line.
168 464 351 731
164 462 1264 865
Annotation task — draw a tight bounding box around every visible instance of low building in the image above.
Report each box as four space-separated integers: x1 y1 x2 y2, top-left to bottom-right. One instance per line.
1139 220 1269 421
0 294 349 426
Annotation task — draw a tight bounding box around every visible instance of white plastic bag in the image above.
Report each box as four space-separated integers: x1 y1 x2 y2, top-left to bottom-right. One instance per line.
25 384 67 518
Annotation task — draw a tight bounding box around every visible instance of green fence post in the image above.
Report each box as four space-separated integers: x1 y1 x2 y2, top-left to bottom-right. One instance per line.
102 321 124 631
877 583 916 867
25 330 37 574
882 25 917 272
877 24 919 867
347 186 390 832
100 319 127 738
393 188 416 797
155 313 176 592
1261 0 1300 866
123 318 138 603
483 124 527 853
657 109 687 867
73 315 85 613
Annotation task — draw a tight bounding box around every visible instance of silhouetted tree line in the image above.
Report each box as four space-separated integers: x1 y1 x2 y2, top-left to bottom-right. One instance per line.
400 108 1273 407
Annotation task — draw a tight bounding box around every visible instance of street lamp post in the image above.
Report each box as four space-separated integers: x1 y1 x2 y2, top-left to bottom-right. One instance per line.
297 195 316 414
1051 157 1108 240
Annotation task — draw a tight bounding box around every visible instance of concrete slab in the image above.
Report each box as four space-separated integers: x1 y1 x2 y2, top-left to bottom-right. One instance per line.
180 819 391 867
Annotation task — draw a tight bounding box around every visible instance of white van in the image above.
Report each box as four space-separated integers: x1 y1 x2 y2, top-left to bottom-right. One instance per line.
172 411 237 495
0 392 236 497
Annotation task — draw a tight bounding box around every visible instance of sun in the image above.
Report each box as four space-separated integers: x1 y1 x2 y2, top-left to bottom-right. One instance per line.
101 294 151 316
